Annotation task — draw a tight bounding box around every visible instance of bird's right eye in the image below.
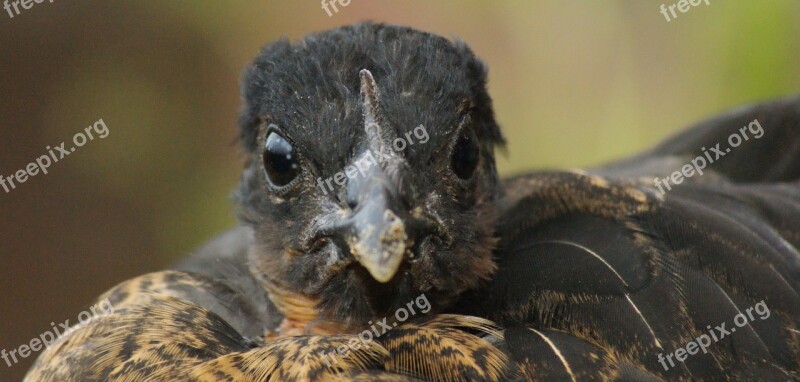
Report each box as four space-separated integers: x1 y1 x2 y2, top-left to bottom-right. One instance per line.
263 130 299 187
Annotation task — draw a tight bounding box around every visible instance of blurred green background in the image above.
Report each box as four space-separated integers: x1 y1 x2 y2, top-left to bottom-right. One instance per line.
0 1 798 379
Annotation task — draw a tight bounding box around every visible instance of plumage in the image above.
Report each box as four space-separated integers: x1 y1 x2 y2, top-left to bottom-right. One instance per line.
26 23 800 381
458 96 800 380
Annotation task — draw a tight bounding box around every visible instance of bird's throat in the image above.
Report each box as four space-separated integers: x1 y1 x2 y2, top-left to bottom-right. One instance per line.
260 276 346 338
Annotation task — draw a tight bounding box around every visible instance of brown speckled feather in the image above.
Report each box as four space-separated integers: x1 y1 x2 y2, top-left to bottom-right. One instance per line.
26 274 511 381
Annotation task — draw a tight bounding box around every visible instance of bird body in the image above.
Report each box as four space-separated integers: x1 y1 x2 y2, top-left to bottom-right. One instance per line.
26 23 800 381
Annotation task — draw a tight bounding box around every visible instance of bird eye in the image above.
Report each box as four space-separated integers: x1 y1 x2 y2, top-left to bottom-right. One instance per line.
450 128 480 179
263 131 299 187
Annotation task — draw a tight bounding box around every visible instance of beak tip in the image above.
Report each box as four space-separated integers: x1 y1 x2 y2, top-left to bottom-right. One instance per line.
369 269 396 283
355 246 406 283
350 209 408 283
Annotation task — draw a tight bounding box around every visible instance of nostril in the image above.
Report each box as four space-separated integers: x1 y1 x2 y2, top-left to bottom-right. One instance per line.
339 187 358 210
310 237 330 252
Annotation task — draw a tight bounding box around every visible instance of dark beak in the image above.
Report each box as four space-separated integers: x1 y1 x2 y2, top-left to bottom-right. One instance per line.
346 176 408 283
333 69 411 283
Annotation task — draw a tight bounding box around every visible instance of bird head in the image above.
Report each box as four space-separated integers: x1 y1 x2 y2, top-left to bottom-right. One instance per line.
235 23 505 329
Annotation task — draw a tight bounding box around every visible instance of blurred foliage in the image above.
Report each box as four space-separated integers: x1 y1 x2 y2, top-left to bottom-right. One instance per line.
1 1 798 379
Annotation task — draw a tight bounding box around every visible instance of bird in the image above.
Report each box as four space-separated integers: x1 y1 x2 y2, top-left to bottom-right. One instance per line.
25 22 800 381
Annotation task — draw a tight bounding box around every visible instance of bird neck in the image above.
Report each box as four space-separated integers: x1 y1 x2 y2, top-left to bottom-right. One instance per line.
259 270 347 338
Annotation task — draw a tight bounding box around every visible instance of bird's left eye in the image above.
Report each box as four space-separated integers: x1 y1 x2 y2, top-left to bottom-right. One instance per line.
451 128 480 179
263 131 299 187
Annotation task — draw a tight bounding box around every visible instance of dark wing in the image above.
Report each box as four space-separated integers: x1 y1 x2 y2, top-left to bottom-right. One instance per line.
459 96 800 381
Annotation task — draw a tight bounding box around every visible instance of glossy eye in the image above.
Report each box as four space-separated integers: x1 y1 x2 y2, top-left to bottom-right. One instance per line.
263 131 299 187
450 128 480 179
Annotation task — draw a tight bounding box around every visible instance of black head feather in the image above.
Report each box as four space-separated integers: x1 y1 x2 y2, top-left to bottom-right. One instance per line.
235 22 505 327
